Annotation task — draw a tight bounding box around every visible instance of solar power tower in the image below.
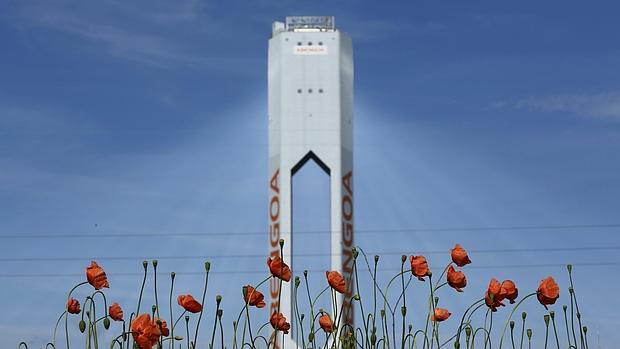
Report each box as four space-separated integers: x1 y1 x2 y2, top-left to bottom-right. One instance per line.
267 16 354 348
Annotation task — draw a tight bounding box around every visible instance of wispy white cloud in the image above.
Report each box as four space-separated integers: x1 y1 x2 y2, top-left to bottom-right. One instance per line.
9 2 257 73
515 92 620 121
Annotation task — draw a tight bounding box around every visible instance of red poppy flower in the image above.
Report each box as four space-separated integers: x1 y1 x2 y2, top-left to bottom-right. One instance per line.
67 298 81 314
267 256 292 282
319 314 334 333
537 277 560 309
501 280 518 304
109 302 124 321
270 312 291 334
244 285 266 308
450 244 472 267
431 308 451 322
155 318 169 337
326 271 347 294
86 261 109 290
177 294 203 313
447 265 467 292
131 314 161 349
485 278 506 312
410 255 431 281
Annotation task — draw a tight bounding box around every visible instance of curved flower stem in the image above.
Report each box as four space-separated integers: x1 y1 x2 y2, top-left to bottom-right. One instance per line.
303 272 317 349
549 313 560 349
498 292 536 349
136 262 148 315
209 299 221 349
351 252 369 347
569 291 578 347
185 316 190 349
272 241 285 349
193 261 211 347
568 267 586 349
65 281 88 349
544 318 549 349
519 316 526 349
381 270 408 346
472 328 491 349
562 305 572 348
510 323 516 349
455 299 484 345
218 311 225 349
53 311 66 347
484 309 493 349
423 274 435 349
172 310 188 330
168 272 176 349
401 258 407 349
90 297 99 349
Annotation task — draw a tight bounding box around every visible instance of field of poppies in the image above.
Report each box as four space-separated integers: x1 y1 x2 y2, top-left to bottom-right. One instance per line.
18 240 589 349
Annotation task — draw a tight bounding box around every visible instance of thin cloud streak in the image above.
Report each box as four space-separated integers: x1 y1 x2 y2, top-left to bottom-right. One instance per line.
10 3 259 73
515 92 620 121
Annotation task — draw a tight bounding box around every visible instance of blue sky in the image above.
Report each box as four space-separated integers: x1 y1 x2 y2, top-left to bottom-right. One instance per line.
1 0 619 347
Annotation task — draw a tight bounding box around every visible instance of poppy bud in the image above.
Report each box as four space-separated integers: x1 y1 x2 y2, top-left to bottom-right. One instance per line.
408 324 412 333
510 320 515 329
370 332 376 345
380 309 385 318
434 297 439 306
374 255 379 263
454 341 460 349
354 294 360 301
583 326 588 334
79 320 86 333
569 287 574 294
304 270 308 277
401 255 407 263
279 238 284 248
521 312 527 320
567 264 572 273
352 247 358 259
295 276 300 288
152 305 157 314
171 272 175 280
142 260 148 269
549 311 555 319
217 309 223 319
544 315 550 326
563 305 568 311
152 259 158 268
204 261 211 272
308 332 315 342
465 326 472 337
526 328 532 339
216 295 222 304
576 312 581 320
103 317 110 329
300 314 305 321
401 306 407 316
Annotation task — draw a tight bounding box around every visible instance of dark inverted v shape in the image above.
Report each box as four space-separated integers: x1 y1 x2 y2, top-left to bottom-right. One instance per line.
291 150 331 176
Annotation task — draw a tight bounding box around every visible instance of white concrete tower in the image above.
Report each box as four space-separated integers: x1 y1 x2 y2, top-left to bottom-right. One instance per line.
267 16 354 348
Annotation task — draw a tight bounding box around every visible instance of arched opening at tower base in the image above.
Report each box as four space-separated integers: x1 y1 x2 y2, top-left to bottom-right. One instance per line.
291 151 331 340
